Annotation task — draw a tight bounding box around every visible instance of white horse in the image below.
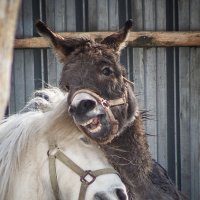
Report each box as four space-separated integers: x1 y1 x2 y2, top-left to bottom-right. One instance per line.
0 88 128 200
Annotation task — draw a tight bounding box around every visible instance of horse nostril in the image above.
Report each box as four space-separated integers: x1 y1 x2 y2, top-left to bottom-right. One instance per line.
68 105 76 115
78 99 96 114
115 188 127 200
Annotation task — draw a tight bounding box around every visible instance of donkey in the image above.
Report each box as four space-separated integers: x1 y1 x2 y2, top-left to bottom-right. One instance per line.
36 20 188 200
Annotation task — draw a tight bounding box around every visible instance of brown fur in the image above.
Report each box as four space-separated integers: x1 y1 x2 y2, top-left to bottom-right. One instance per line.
36 20 188 200
100 114 186 199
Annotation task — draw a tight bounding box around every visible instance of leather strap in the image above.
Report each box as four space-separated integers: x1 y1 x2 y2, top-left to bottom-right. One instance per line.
70 87 128 139
78 168 119 200
48 144 60 200
48 145 119 200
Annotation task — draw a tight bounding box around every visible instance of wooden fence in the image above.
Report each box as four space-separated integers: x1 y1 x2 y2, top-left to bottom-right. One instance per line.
9 0 200 199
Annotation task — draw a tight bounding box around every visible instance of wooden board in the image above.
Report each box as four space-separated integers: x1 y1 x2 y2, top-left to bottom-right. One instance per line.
178 0 191 196
14 31 200 49
144 0 157 160
155 0 168 170
190 1 200 199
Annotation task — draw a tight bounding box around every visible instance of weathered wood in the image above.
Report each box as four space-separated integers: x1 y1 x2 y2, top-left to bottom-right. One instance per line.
97 0 108 30
131 0 145 110
23 0 34 102
178 0 191 197
144 0 157 160
108 0 118 31
46 0 57 86
14 31 200 49
155 0 168 170
13 7 25 112
55 0 66 86
190 1 200 199
0 0 21 119
88 0 98 31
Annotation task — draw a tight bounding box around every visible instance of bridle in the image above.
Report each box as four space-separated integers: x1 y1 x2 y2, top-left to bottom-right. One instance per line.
69 77 133 143
47 143 119 200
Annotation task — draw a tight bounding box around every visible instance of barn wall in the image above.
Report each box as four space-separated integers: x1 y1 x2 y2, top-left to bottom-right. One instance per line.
9 0 200 199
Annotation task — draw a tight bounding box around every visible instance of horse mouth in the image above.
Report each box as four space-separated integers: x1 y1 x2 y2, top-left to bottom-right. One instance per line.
80 115 102 134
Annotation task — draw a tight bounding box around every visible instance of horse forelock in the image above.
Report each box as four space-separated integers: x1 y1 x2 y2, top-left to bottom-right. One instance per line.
0 88 80 199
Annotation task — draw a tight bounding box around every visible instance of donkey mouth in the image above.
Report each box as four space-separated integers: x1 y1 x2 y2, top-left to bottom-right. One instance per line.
80 116 102 133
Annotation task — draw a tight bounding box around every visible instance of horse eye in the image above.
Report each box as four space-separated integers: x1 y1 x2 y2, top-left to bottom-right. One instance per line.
102 67 113 76
80 136 91 145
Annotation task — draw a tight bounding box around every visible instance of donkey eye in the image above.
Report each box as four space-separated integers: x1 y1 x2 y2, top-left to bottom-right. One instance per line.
102 67 113 76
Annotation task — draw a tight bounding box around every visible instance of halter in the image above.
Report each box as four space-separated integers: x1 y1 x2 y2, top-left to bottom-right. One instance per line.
48 143 119 200
69 77 132 143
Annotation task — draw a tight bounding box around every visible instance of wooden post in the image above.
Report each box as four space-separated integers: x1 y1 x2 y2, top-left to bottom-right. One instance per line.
0 0 21 119
14 31 200 48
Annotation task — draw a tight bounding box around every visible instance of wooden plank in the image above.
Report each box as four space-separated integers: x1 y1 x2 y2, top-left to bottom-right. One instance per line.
190 1 200 199
75 0 86 31
179 47 191 195
13 50 25 112
190 48 200 200
88 0 97 31
14 31 200 49
13 6 25 112
118 0 129 82
97 0 108 30
55 0 65 31
108 0 118 31
23 0 34 101
55 0 66 86
46 0 57 86
66 0 76 31
178 0 191 197
156 0 168 170
132 48 145 108
143 0 157 160
130 0 145 110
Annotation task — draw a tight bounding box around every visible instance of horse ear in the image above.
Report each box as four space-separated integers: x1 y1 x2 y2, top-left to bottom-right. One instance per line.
35 20 90 62
101 19 133 53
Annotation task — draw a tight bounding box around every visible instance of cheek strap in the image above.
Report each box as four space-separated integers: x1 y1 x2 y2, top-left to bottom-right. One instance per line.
70 86 128 144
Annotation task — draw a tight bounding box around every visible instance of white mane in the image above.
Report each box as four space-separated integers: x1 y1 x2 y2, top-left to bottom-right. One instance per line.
0 88 70 199
0 87 127 200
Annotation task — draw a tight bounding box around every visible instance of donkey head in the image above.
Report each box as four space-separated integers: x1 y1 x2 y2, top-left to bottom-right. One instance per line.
36 20 138 144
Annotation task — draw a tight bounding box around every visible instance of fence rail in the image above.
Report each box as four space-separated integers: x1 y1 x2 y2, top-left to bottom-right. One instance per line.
15 31 200 48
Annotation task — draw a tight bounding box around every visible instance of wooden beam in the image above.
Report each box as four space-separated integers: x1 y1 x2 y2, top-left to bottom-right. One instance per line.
0 0 21 119
14 31 200 48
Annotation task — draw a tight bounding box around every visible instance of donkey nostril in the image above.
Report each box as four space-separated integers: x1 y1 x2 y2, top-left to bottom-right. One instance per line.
78 99 96 114
115 188 127 200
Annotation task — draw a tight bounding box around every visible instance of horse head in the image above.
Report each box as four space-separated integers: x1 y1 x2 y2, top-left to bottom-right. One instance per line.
0 87 128 200
36 20 138 144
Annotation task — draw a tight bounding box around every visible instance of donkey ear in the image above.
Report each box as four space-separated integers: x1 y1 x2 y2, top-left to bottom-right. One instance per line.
101 19 133 53
36 20 90 62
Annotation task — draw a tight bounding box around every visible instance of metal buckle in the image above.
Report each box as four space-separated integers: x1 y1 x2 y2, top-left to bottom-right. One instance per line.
101 99 110 108
80 170 96 185
47 146 59 157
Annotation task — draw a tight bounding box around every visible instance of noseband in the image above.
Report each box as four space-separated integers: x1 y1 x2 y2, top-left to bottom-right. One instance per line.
48 143 119 200
69 77 132 143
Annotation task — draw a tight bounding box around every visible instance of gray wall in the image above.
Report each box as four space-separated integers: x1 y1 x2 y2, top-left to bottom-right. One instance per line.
9 0 200 199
